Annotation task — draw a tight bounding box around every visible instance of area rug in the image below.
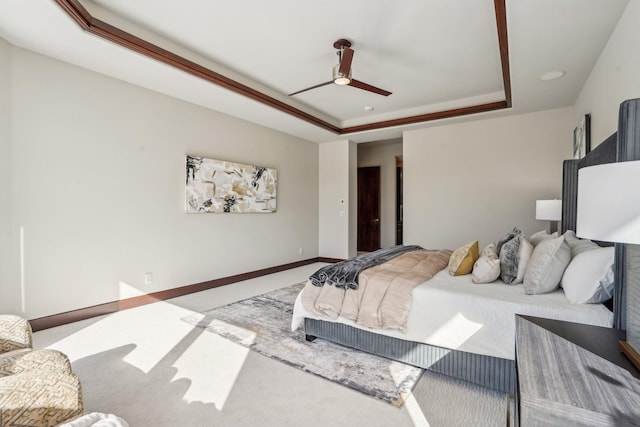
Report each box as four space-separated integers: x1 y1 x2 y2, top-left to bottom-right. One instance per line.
182 283 423 407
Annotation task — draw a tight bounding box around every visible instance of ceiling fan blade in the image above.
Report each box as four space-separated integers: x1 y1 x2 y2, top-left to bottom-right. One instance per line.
288 81 333 96
348 79 392 96
339 47 354 76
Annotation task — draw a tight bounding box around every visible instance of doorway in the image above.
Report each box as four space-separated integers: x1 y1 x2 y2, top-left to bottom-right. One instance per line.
357 166 381 252
396 156 403 244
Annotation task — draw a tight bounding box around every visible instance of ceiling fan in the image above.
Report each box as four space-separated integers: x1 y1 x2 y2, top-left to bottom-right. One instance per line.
288 39 392 97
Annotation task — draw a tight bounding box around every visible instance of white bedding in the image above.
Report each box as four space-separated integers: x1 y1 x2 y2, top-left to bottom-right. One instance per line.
292 269 613 360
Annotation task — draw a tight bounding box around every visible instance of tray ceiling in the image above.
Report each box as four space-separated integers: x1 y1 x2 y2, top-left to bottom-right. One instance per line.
0 0 630 142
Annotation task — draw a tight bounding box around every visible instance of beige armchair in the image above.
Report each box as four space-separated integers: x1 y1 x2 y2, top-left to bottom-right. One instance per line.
0 315 83 427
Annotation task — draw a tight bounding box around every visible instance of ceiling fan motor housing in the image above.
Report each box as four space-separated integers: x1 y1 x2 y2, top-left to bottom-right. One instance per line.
288 38 391 97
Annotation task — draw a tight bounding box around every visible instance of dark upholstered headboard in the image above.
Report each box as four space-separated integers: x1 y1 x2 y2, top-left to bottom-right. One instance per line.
561 99 640 330
562 133 617 235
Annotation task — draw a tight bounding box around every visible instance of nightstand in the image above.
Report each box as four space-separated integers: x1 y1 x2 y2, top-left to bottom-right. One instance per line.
515 315 640 426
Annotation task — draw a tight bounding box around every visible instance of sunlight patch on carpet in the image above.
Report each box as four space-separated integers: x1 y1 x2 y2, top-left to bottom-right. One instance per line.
182 283 423 407
171 325 253 409
403 392 431 427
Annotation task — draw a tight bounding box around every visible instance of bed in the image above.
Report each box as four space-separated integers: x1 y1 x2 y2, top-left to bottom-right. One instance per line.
293 99 640 394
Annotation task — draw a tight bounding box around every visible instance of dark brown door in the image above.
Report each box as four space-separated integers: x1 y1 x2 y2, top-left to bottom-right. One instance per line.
396 161 403 245
358 166 381 252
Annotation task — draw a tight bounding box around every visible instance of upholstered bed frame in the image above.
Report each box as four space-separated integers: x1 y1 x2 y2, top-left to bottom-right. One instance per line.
304 99 640 394
563 99 640 330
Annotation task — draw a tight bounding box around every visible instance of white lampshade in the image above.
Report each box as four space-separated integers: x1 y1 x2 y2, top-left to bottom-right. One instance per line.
577 160 640 244
536 200 562 221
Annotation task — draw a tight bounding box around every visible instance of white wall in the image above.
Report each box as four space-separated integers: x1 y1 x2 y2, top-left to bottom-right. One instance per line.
318 139 354 259
357 140 403 248
0 38 19 314
403 107 574 250
575 0 640 145
5 46 319 318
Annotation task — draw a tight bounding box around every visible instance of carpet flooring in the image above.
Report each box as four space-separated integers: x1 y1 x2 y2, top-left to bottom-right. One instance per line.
182 283 423 407
35 265 513 426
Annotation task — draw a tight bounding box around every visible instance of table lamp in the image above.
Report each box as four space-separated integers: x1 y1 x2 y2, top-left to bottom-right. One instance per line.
536 199 562 233
577 160 640 370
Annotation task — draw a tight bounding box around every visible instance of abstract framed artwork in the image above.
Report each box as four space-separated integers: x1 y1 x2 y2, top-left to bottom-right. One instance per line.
185 155 277 213
572 114 591 159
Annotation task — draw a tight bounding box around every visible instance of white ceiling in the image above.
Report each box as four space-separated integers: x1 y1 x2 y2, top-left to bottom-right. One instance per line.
0 0 630 143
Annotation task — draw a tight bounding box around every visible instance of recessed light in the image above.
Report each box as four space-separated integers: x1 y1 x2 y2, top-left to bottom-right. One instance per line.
364 106 374 112
540 70 566 81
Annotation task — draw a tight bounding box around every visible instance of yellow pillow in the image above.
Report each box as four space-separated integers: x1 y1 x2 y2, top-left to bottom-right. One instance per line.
448 240 479 276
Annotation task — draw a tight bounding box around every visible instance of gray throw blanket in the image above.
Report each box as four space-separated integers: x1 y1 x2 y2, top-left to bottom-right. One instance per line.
309 245 422 290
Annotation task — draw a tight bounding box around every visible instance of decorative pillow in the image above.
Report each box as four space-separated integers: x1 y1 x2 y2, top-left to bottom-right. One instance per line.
472 254 501 283
500 235 522 284
529 230 558 247
523 235 572 295
561 247 615 304
480 243 498 258
514 237 534 284
448 240 479 276
496 228 521 255
563 230 599 258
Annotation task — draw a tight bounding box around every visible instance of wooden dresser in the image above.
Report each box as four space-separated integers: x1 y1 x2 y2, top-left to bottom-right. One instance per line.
515 315 640 426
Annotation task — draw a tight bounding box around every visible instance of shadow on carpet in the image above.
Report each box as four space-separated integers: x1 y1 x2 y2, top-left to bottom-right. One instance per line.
182 283 423 407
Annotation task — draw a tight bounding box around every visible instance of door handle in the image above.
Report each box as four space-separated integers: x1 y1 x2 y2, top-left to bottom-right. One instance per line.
372 218 380 223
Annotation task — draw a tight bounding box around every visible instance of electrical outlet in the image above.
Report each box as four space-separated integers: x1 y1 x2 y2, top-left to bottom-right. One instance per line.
299 247 303 254
144 272 153 285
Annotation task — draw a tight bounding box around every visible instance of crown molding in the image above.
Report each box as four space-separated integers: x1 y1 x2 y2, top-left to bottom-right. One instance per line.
54 0 511 136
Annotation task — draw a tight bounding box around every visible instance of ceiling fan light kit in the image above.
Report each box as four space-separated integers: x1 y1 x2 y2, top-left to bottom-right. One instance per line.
289 39 392 97
332 64 351 85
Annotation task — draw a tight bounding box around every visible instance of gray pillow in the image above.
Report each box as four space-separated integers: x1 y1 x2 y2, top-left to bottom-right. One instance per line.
496 227 522 256
500 235 521 284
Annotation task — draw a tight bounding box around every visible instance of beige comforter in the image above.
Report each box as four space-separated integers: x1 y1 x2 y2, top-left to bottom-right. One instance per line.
301 249 452 332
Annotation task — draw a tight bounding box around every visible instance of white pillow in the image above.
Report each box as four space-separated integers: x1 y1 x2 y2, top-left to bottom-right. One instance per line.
480 243 498 258
514 237 533 284
60 413 129 427
529 230 558 246
523 235 571 295
563 230 599 258
472 255 501 283
561 247 615 304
